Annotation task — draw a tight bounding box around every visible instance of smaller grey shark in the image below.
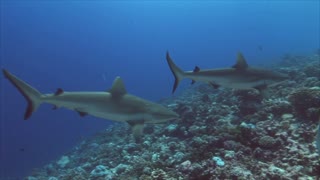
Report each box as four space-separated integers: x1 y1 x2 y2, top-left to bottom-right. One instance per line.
166 51 288 93
3 69 179 141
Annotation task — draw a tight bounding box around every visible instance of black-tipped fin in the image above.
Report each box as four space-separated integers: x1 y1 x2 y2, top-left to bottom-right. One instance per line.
108 76 127 98
232 52 248 70
24 104 33 120
77 111 88 117
54 88 64 96
191 66 200 84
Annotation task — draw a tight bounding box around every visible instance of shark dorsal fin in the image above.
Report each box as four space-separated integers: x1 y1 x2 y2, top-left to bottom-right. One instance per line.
108 76 127 97
193 66 200 73
232 52 248 70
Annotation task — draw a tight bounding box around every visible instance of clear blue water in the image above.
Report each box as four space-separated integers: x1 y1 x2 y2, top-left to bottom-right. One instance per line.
1 1 319 178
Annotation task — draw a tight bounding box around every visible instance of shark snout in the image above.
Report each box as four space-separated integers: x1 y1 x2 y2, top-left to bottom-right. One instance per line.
273 71 289 80
168 111 180 120
162 111 180 121
152 107 180 122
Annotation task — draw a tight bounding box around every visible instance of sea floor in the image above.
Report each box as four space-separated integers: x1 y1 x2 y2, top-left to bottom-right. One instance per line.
27 52 320 180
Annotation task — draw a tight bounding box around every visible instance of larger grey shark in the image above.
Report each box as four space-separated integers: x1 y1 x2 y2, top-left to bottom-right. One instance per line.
3 69 179 141
166 52 288 93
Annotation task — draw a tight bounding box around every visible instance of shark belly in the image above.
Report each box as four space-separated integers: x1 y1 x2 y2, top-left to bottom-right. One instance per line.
41 92 146 123
218 78 268 89
187 73 270 89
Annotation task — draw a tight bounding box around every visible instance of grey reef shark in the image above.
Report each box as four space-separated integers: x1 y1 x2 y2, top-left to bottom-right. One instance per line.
2 69 179 142
166 51 289 94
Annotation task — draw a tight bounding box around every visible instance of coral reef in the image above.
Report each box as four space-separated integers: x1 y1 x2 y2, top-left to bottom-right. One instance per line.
288 87 320 122
26 52 320 180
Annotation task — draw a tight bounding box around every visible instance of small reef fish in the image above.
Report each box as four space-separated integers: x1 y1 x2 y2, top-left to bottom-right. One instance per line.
166 51 288 94
3 69 179 142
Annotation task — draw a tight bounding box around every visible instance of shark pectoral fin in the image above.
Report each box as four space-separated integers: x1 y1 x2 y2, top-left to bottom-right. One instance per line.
132 124 144 143
127 119 145 142
209 82 220 89
253 83 268 92
253 84 269 98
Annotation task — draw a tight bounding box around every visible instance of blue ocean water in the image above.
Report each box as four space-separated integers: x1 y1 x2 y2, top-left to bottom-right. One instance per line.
0 1 319 178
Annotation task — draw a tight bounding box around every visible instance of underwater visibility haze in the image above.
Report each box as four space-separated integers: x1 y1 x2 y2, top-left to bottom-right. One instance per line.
1 1 319 179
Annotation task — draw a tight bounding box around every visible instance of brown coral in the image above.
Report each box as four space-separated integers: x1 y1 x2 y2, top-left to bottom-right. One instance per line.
288 88 320 122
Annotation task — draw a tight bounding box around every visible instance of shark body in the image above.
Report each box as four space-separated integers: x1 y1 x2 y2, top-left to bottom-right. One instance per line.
3 69 179 141
166 52 289 93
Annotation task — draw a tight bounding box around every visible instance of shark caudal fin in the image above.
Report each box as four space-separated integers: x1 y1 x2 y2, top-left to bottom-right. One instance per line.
3 69 43 120
166 51 185 94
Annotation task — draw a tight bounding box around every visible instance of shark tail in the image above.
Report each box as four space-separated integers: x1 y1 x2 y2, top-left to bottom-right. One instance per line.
3 69 43 120
166 51 185 94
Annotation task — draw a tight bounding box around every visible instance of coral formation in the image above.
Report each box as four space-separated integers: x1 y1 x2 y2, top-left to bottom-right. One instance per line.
288 87 320 122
